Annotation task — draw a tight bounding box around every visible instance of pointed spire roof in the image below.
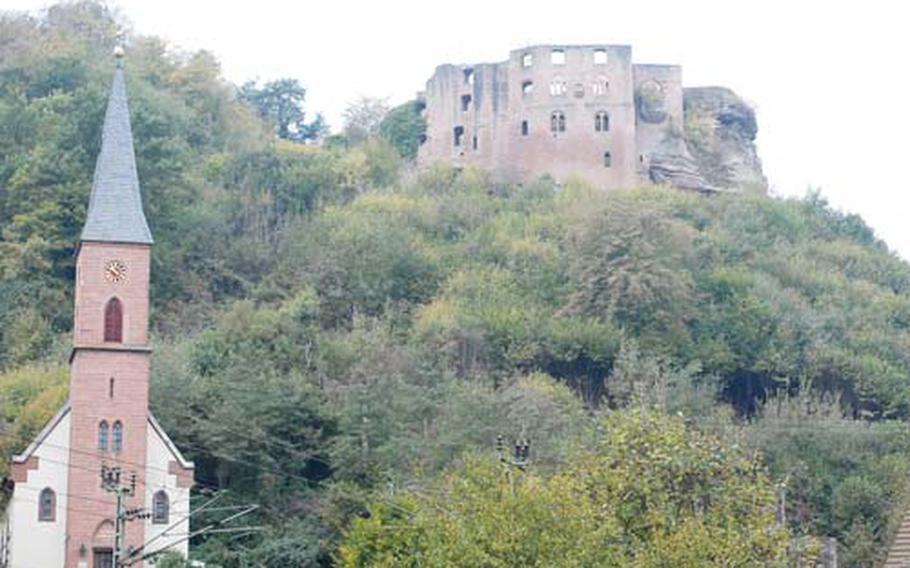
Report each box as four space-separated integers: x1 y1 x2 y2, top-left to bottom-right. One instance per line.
80 52 153 244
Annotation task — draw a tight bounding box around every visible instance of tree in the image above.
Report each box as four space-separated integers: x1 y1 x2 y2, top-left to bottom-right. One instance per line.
337 408 791 567
342 96 389 146
379 100 426 160
239 78 326 141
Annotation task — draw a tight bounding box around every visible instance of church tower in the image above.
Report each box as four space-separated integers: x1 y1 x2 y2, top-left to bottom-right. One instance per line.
3 48 194 568
66 45 156 567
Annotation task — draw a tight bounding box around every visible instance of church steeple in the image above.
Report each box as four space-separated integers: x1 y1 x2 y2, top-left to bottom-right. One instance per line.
80 48 153 244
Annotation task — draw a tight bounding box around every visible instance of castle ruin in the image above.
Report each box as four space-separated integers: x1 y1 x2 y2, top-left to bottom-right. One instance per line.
417 45 765 192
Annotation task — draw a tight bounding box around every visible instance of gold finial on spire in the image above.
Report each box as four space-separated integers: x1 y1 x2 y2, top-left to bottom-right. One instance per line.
113 31 125 61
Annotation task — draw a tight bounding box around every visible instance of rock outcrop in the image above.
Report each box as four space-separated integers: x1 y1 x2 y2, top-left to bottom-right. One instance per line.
681 87 766 191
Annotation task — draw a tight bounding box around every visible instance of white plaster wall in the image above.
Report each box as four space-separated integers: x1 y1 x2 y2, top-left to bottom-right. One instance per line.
9 412 70 568
143 427 190 561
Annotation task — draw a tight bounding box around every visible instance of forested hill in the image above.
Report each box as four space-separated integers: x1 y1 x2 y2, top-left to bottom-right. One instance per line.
4 3 910 567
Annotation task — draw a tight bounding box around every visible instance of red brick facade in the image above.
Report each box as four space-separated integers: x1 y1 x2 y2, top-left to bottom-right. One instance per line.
65 241 152 567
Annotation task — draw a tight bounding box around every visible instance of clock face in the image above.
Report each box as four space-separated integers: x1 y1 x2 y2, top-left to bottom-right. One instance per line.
104 260 127 283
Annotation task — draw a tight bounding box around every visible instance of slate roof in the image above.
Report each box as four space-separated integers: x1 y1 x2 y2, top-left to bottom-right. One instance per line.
80 61 153 244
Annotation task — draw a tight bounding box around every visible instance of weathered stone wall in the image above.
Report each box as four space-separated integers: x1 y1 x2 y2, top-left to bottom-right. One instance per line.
418 44 766 193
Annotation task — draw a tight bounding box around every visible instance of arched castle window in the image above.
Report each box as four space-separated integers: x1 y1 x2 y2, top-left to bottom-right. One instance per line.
112 421 123 454
594 49 608 65
521 80 533 95
153 491 169 524
522 52 533 67
551 49 566 65
604 151 613 168
98 420 109 451
595 112 610 132
550 111 566 133
549 80 567 96
38 488 56 522
592 78 609 96
104 297 123 343
453 126 464 147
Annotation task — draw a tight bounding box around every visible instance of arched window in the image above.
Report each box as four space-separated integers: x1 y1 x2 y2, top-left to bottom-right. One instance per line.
104 298 123 343
98 421 109 451
38 488 56 522
604 151 613 168
595 111 610 133
550 111 566 133
112 421 123 454
153 491 169 524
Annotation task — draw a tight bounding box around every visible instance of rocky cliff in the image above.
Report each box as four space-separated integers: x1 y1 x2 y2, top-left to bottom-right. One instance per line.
647 87 766 192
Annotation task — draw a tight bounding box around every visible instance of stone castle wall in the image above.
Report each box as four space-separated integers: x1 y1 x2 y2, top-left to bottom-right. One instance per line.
418 44 765 192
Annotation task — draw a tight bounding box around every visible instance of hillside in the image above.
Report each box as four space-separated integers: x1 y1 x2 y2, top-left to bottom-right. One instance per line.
3 3 910 567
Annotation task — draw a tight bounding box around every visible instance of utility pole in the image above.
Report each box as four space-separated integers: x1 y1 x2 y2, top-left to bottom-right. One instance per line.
101 464 150 567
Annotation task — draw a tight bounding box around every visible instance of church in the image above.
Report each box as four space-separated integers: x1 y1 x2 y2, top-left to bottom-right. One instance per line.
0 48 195 567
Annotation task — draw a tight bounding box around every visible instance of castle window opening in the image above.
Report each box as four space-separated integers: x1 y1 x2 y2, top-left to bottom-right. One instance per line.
522 53 533 67
550 111 566 133
551 49 566 65
522 80 533 95
453 126 464 147
573 83 585 98
595 111 610 132
461 94 472 112
521 120 529 136
592 78 609 96
464 68 475 85
549 80 567 96
472 135 478 150
594 49 608 65
603 151 612 167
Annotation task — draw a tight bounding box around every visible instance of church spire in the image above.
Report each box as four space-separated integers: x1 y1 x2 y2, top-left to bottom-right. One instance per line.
80 45 153 244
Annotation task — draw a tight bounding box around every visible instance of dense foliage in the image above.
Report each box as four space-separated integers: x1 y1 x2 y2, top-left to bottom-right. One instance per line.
338 409 790 567
2 2 910 566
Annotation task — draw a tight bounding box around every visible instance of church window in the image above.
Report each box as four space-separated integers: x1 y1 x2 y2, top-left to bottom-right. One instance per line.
550 111 566 133
112 421 123 454
39 488 56 522
98 421 109 451
604 151 613 167
104 298 123 343
595 111 610 132
109 377 115 399
153 491 170 524
551 49 566 65
594 49 608 65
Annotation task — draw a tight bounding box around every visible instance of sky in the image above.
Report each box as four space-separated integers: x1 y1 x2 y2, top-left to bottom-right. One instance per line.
7 0 910 258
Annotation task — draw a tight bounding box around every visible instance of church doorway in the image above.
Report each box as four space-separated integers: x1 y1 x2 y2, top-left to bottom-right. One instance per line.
93 548 113 568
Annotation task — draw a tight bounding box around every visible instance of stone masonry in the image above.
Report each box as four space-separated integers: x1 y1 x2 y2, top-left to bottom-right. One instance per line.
417 44 766 192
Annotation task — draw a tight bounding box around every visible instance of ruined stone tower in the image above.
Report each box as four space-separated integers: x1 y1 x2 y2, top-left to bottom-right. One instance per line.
417 44 765 192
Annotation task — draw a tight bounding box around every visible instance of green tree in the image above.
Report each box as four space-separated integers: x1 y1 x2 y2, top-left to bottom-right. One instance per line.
338 408 790 567
379 100 426 160
239 78 326 141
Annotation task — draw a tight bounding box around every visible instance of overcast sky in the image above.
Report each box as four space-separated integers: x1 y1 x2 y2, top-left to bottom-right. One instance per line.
7 0 910 258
